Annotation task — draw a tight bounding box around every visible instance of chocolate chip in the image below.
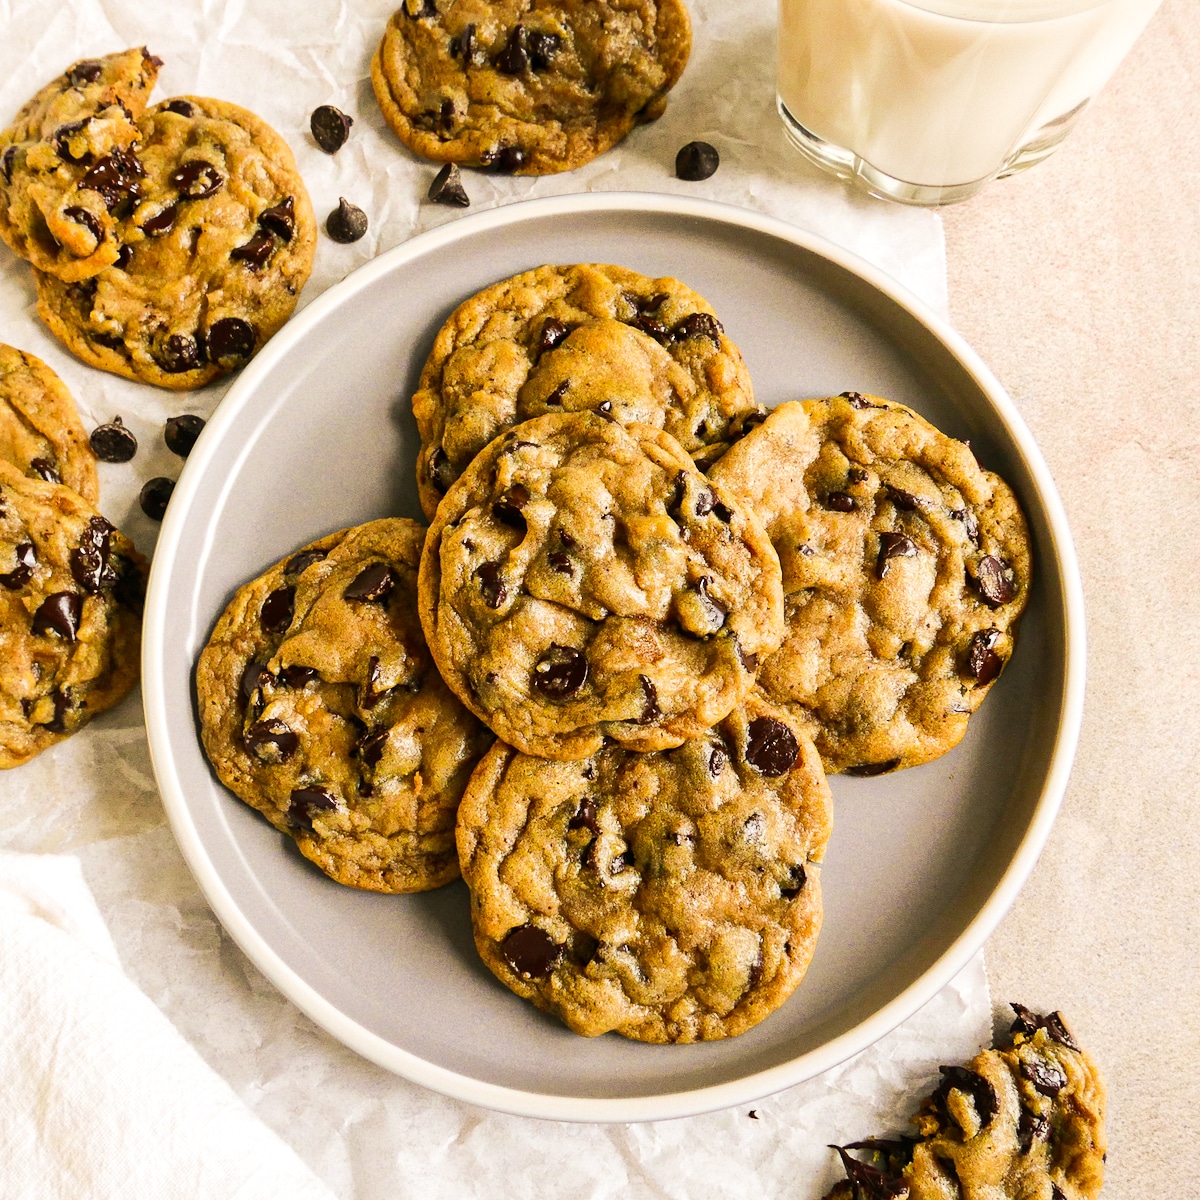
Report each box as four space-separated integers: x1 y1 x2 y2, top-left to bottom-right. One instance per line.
325 197 368 243
673 312 723 344
32 591 82 642
54 119 92 164
537 318 569 357
780 863 807 899
164 413 205 458
258 196 296 241
161 98 195 117
734 635 758 672
1017 1107 1050 1154
67 60 103 85
493 483 529 531
280 664 317 687
451 23 477 62
936 1065 998 1127
845 758 902 777
708 743 727 776
114 243 133 270
745 716 799 776
138 477 174 521
847 467 869 484
428 161 470 206
569 797 599 834
310 104 353 153
830 1147 907 1200
1009 1003 1080 1051
638 675 660 723
887 487 921 511
2 146 16 183
80 148 144 210
137 200 178 237
528 30 561 68
231 230 276 268
90 416 137 462
31 458 60 484
496 23 529 73
876 531 917 579
244 718 299 763
966 628 1002 685
675 140 719 181
344 562 396 602
44 688 72 733
558 529 577 549
284 548 327 577
470 561 506 608
207 317 256 366
1051 1186 1067 1200
154 332 203 374
358 727 389 766
533 644 587 698
951 508 982 546
260 585 295 633
69 516 115 593
501 924 560 979
0 542 36 590
632 314 670 343
840 391 879 409
547 550 573 575
824 491 855 512
361 655 387 708
287 786 337 830
973 555 1017 606
1020 1057 1068 1097
63 205 102 247
170 159 224 198
480 144 525 174
239 660 269 707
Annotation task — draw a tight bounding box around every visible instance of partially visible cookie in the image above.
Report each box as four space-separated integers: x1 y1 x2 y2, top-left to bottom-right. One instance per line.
372 0 691 175
0 48 159 282
196 518 493 894
825 1004 1106 1200
709 394 1032 775
34 95 316 389
419 412 784 760
412 263 759 520
0 460 145 769
0 345 98 504
457 694 832 1042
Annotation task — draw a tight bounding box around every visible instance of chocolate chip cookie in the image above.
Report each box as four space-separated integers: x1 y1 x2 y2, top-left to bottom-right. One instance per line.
33 95 316 389
457 694 831 1042
0 48 159 282
371 0 691 175
825 1004 1105 1200
0 460 145 769
196 518 493 894
420 412 784 759
412 263 759 520
0 345 98 504
709 394 1031 775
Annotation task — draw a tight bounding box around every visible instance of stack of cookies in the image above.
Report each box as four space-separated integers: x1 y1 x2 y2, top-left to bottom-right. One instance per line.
197 262 1031 1045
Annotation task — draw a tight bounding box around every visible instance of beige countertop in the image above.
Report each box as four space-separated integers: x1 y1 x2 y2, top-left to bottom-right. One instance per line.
941 0 1198 1191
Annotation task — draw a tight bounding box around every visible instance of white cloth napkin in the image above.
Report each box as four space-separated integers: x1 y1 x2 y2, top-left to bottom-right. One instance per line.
0 850 336 1200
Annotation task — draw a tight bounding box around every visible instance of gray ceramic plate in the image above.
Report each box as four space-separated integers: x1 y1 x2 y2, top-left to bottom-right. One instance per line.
143 194 1084 1122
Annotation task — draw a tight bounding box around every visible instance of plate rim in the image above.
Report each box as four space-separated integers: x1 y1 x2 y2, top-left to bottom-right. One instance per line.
142 191 1086 1123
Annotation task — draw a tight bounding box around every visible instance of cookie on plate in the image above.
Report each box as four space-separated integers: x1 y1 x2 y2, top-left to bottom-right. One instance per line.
825 1004 1105 1200
0 345 98 504
419 412 784 759
371 0 691 175
0 48 159 282
196 518 493 894
709 394 1031 775
458 694 831 1042
34 95 316 389
0 460 145 769
412 263 759 520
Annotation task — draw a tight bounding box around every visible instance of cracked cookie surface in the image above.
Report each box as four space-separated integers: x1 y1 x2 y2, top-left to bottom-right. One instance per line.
196 518 493 894
709 394 1031 775
0 344 97 504
412 263 758 521
457 693 831 1042
419 411 784 759
0 460 145 768
372 0 691 175
34 95 315 389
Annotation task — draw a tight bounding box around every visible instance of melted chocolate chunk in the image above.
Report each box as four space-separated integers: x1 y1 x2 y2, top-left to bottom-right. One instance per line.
63 205 102 247
428 447 454 492
44 688 72 733
258 196 296 241
965 628 1003 685
547 550 573 575
1009 1003 1080 1051
973 555 1017 606
325 196 368 243
284 548 327 577
951 508 982 546
632 314 670 343
745 716 799 776
207 317 256 366
428 161 470 206
358 727 389 766
67 60 103 85
244 718 299 763
936 1065 998 1127
675 140 720 181
824 491 855 512
239 659 270 707
69 516 115 593
830 1147 908 1200
673 312 723 345
287 786 337 830
0 542 36 590
876 531 917 579
708 743 727 776
230 230 275 268
260 585 295 633
780 863 807 899
887 487 921 511
30 458 60 484
475 561 507 608
170 159 224 198
501 924 561 978
493 483 530 531
310 105 353 153
138 477 174 521
89 416 137 462
343 562 396 603
533 644 587 698
80 148 144 211
537 318 570 357
734 635 758 673
844 758 902 777
114 243 133 270
138 200 178 237
32 591 82 642
568 797 599 834
54 119 92 164
154 332 203 374
480 144 525 174
638 675 660 723
279 664 317 688
528 30 560 68
496 23 529 73
1017 1107 1051 1154
161 98 195 117
1020 1057 1068 1097
164 413 205 458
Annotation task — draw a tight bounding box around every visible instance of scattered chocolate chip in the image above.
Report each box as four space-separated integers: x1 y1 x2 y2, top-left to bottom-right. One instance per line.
936 1066 998 1126
170 159 224 198
675 140 719 181
344 562 396 602
230 230 275 268
673 312 723 344
284 549 327 577
54 119 92 164
257 195 296 241
427 447 454 493
31 458 60 484
206 317 255 366
114 243 133 269
0 542 36 590
69 516 115 593
325 196 368 243
966 628 1003 685
32 591 82 642
67 60 104 85
638 675 660 723
547 550 573 575
973 555 1017 606
876 531 917 579
310 104 353 153
474 562 507 608
358 727 389 766
844 758 902 777
780 863 807 899
260 585 295 633
63 205 102 247
163 413 205 457
138 201 178 237
824 491 855 512
480 144 525 173
708 743 727 776
745 716 799 776
239 660 269 707
138 477 174 521
244 718 299 763
280 664 317 687
1010 1003 1080 1050
428 161 470 206
533 644 587 698
90 416 137 462
161 98 195 117
528 30 561 68
537 318 569 357
496 23 529 73
569 797 599 834
287 786 337 829
1020 1057 1068 1097
501 924 560 978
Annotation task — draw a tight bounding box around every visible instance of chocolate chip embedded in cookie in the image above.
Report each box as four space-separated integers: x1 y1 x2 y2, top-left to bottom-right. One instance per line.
457 695 832 1042
196 518 493 894
418 412 784 760
0 48 159 282
371 0 691 175
709 395 1032 775
412 263 758 520
824 1003 1106 1200
0 460 145 768
0 345 98 504
33 96 316 389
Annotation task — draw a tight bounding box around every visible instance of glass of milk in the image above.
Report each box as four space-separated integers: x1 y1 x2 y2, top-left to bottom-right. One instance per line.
777 0 1162 205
